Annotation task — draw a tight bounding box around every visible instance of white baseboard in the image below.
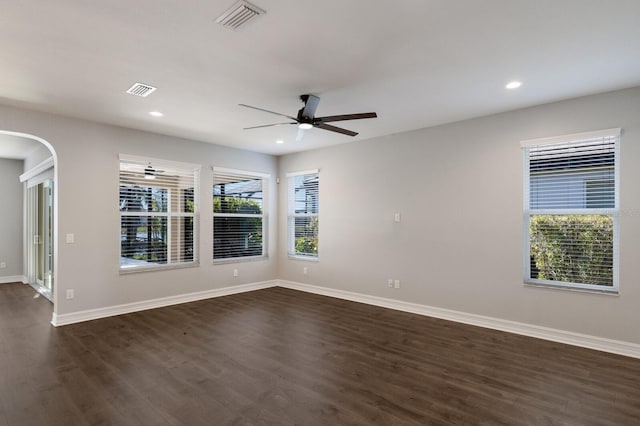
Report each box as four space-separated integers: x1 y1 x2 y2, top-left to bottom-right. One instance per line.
277 280 640 359
51 280 277 327
49 278 640 359
0 275 27 284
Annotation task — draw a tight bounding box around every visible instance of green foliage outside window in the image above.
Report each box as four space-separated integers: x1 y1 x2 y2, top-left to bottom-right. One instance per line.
213 196 263 259
213 196 261 214
529 215 613 286
294 217 318 256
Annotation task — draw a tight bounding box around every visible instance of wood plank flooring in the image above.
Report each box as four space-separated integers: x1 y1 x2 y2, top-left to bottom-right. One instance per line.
1 282 640 425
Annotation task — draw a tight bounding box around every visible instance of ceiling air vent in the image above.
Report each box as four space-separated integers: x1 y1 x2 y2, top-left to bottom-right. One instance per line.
126 82 157 97
216 0 266 30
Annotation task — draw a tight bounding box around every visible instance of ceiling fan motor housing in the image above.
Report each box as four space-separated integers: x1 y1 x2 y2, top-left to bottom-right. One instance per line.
239 93 376 138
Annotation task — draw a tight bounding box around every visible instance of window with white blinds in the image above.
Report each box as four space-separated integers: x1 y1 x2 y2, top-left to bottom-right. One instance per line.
522 129 619 292
213 168 267 261
287 170 319 259
119 155 199 272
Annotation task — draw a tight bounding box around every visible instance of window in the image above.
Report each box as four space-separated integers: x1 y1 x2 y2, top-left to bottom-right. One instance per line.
522 128 619 292
119 155 199 271
287 170 319 259
213 168 267 261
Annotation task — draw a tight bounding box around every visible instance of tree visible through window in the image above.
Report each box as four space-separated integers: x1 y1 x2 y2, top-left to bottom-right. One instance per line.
522 129 619 291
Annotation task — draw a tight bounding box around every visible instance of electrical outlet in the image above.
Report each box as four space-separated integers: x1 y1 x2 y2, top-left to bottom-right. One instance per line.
303 267 308 275
394 212 401 223
0 262 6 269
66 289 74 300
394 279 401 289
233 269 238 277
387 279 393 288
66 233 75 244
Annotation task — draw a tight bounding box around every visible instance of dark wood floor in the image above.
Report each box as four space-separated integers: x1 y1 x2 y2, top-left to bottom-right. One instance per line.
1 283 640 426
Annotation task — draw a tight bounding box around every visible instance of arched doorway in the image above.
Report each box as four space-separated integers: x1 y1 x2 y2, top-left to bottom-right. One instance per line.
0 131 57 305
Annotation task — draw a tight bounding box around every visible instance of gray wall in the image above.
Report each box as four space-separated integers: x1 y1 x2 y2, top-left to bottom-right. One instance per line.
0 106 278 315
278 87 640 345
2 86 639 346
0 158 24 279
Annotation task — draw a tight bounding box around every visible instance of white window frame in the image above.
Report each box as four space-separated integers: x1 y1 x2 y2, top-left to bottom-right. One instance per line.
521 128 620 293
212 167 268 263
119 154 200 273
287 169 319 260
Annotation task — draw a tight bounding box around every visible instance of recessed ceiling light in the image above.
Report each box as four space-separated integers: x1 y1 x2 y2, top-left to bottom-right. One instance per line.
276 140 284 144
149 111 164 117
298 123 313 130
506 81 522 90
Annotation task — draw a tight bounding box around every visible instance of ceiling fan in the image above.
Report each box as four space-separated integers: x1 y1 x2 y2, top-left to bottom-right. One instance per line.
239 94 377 141
144 163 164 180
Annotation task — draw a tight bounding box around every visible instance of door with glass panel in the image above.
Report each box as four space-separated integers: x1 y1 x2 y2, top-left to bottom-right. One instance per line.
27 178 54 300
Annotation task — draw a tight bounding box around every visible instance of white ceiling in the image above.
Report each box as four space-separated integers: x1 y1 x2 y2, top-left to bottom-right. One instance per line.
1 0 639 156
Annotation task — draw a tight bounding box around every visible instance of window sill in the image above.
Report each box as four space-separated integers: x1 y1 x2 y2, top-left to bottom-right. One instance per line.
523 281 619 296
213 255 268 265
119 261 199 275
288 255 319 262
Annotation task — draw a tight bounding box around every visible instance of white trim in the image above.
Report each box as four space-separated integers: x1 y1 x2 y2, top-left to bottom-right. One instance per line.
25 168 54 189
520 128 621 148
0 130 58 310
213 254 268 265
287 255 319 262
0 275 27 284
213 166 270 179
277 280 640 359
119 153 201 171
286 169 319 178
51 280 277 326
48 278 640 358
522 134 620 292
119 260 200 275
19 157 54 183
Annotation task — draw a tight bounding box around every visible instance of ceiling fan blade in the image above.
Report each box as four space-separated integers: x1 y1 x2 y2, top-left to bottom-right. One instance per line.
299 94 320 119
314 123 358 137
315 112 377 123
296 127 306 142
238 104 297 121
243 122 296 130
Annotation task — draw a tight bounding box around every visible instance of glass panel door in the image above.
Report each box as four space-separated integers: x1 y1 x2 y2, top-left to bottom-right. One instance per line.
43 179 53 293
27 178 54 301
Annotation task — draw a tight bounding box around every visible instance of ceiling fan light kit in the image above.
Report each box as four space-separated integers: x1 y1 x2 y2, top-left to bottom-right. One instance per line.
144 163 165 180
239 94 377 141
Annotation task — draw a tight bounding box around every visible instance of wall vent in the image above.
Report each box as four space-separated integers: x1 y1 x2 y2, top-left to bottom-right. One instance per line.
126 82 157 97
216 1 266 30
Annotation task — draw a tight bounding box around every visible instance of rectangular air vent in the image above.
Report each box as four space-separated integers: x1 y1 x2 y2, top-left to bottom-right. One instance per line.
216 0 265 30
126 82 157 97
